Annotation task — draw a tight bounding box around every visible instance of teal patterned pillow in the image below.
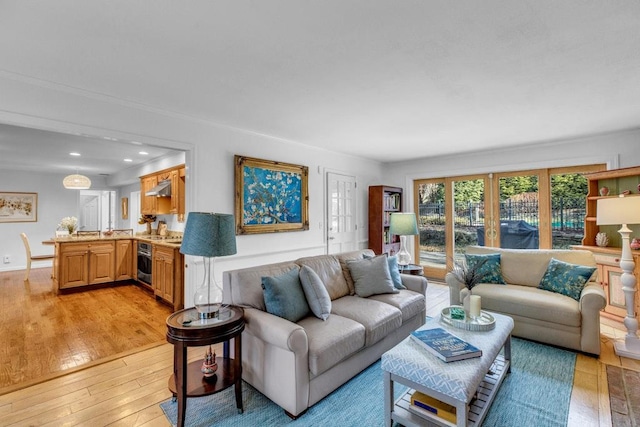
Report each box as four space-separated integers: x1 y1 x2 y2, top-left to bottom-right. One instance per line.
262 267 310 322
538 258 596 301
465 253 506 285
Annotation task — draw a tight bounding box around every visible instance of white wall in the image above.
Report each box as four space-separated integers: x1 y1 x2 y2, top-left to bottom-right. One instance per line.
0 170 110 271
0 76 383 301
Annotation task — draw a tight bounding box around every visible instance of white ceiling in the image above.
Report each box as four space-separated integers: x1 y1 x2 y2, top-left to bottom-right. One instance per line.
1 0 639 169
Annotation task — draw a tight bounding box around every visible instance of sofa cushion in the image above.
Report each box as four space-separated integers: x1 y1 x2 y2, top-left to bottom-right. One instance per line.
299 265 332 321
262 267 310 323
224 261 299 310
298 314 366 377
297 255 351 300
347 255 399 297
331 296 402 346
369 289 425 322
538 258 597 301
335 249 376 295
472 283 581 327
465 253 506 285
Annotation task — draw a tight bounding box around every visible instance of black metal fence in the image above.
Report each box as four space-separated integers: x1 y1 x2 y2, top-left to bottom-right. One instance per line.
418 198 585 231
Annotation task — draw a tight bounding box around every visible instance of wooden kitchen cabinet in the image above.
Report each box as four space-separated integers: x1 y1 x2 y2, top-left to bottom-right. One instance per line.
56 241 115 290
152 244 184 310
140 165 185 216
115 239 134 281
141 175 158 215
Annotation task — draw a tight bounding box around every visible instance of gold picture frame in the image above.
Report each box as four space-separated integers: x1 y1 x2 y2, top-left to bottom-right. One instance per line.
121 197 129 220
234 155 309 234
0 192 37 223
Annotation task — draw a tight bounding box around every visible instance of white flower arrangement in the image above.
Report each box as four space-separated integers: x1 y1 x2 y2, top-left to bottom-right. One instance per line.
58 216 78 233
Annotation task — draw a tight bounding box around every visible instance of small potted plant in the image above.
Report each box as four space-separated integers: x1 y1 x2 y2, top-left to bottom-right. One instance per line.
450 256 488 315
138 214 157 234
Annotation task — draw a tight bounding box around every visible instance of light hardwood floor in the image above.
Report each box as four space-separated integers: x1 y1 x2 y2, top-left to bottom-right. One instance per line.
0 269 637 426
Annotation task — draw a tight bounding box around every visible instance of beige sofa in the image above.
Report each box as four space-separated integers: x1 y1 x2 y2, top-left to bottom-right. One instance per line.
446 246 606 355
222 249 428 417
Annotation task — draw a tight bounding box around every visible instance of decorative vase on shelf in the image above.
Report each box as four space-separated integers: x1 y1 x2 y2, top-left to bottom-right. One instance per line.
631 238 640 251
595 232 609 247
599 186 610 196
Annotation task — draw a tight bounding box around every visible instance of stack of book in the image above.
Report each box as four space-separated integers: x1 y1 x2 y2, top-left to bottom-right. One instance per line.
410 327 482 362
409 391 457 424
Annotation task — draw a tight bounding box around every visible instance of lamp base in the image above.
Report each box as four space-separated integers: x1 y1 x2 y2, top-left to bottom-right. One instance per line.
195 304 221 319
397 235 412 266
614 337 640 360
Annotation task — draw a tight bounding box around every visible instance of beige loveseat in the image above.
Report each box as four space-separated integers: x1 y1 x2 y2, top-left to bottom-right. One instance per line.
222 249 428 417
446 246 606 355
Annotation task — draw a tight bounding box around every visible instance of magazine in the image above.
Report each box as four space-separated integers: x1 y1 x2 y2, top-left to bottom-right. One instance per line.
410 327 482 362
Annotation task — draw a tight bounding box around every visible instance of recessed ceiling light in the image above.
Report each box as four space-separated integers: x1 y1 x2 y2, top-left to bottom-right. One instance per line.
124 158 133 162
130 141 143 146
139 151 149 155
69 152 81 156
103 136 118 141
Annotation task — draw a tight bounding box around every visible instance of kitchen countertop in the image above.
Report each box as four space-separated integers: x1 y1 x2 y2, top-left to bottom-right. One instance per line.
49 234 183 248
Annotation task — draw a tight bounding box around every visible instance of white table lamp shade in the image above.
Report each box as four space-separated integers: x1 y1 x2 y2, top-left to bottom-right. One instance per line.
597 196 640 225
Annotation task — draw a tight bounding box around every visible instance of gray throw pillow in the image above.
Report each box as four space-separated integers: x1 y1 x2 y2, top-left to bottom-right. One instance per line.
347 254 399 297
363 254 406 290
299 265 332 321
262 267 310 322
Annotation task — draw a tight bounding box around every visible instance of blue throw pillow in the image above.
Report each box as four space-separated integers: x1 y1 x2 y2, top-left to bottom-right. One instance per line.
348 254 399 297
538 258 596 301
299 265 332 321
387 255 407 290
465 253 506 285
363 254 406 290
262 267 310 322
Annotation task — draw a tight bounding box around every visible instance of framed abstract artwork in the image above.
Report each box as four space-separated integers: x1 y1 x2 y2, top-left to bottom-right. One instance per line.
0 192 38 223
234 155 309 234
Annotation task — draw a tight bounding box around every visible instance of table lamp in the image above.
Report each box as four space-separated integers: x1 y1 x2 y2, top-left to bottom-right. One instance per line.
180 212 237 319
597 195 640 359
389 212 419 266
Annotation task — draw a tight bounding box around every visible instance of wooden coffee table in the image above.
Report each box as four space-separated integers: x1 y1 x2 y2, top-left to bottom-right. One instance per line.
382 312 514 427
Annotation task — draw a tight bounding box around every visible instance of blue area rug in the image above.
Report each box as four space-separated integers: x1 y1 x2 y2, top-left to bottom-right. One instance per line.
160 338 576 426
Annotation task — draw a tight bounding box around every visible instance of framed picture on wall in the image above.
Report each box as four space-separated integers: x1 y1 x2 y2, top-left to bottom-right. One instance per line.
234 155 309 234
0 192 38 223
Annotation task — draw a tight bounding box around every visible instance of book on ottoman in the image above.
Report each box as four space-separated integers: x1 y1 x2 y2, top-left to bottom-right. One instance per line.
410 327 482 362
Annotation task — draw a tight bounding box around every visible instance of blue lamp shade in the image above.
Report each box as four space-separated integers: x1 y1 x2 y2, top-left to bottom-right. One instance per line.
180 212 237 257
389 213 419 236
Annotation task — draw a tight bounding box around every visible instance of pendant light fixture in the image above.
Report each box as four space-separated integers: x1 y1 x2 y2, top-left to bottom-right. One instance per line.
63 173 91 189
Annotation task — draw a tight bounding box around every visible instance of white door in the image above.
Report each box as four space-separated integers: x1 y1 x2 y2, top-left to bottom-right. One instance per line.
81 196 100 231
327 172 357 254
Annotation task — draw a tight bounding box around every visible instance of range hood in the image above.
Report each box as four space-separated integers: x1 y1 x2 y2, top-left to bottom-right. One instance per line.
145 179 171 197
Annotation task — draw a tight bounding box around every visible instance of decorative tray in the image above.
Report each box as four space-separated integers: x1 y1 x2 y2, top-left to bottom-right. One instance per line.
440 306 496 331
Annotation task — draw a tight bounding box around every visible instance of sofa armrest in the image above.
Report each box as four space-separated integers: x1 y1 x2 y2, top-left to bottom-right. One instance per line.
579 282 606 311
578 282 607 355
243 307 308 354
445 272 465 305
400 274 428 295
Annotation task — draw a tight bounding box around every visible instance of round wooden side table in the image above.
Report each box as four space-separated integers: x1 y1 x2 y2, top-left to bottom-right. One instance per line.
166 305 245 427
